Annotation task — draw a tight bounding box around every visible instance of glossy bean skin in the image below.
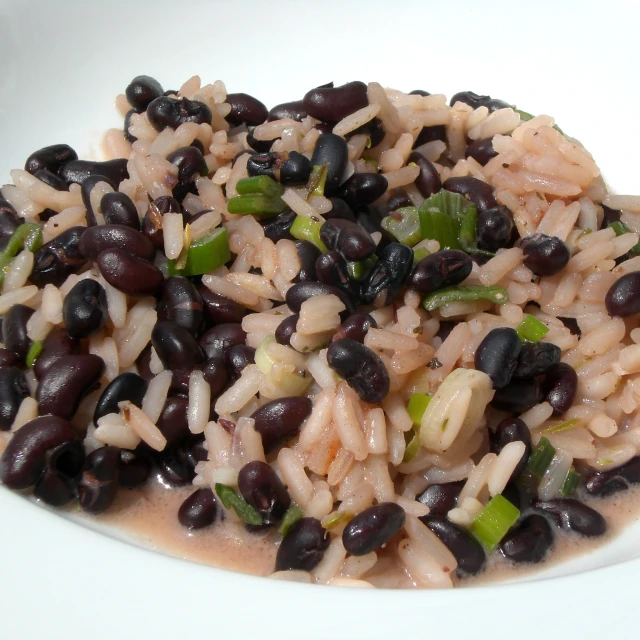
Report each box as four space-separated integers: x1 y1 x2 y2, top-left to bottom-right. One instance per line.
275 517 329 571
155 448 194 487
79 224 155 262
94 372 148 423
408 250 473 295
490 417 531 482
605 272 640 317
408 151 442 198
246 152 281 179
200 357 230 398
465 137 498 165
251 397 313 453
260 209 296 242
123 108 137 143
268 100 307 122
3 304 34 361
0 348 18 368
416 481 465 515
146 96 213 131
152 320 205 371
520 233 570 277
100 192 140 229
275 315 299 346
125 75 164 111
286 282 355 316
302 81 368 124
293 240 320 282
583 456 640 498
542 363 577 416
332 312 377 344
533 498 607 537
413 124 447 148
225 345 255 379
476 206 514 252
0 366 29 430
387 188 413 212
25 143 78 175
449 91 511 112
420 515 486 576
491 378 542 414
33 440 85 506
80 175 118 226
156 397 190 447
225 93 268 126
198 287 247 325
360 243 413 306
310 134 349 196
199 323 247 360
162 277 204 336
320 217 376 262
326 339 390 404
59 159 129 187
442 176 498 212
500 514 554 563
338 173 388 209
119 451 152 489
97 248 163 296
238 460 291 526
325 198 356 223
280 152 312 186
513 342 561 379
342 503 406 556
166 146 208 182
0 201 21 238
33 329 81 379
30 226 87 288
474 328 522 389
246 128 273 153
36 354 105 420
0 415 75 489
315 251 354 294
78 446 120 513
62 279 108 339
178 487 218 530
34 168 69 191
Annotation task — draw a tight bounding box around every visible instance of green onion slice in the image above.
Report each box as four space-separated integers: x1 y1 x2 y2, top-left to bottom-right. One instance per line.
526 436 556 479
321 510 354 531
278 503 304 536
560 468 580 497
25 340 43 368
403 428 421 463
215 483 263 526
541 418 581 435
308 164 328 197
418 210 461 251
0 223 43 287
347 255 377 281
412 246 430 264
516 314 549 343
290 215 328 252
227 194 287 217
458 205 494 258
421 285 509 311
471 494 520 551
235 175 284 198
167 227 230 276
407 393 431 427
381 207 422 247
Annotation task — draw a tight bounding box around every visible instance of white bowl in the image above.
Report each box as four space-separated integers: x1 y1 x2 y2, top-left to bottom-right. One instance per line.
1 0 639 637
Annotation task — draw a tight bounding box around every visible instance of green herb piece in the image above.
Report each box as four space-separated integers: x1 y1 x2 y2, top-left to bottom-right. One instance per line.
471 494 520 551
541 418 581 435
227 194 287 216
347 255 377 281
308 164 328 197
610 220 640 253
0 223 43 287
419 189 474 221
516 314 549 343
215 483 263 526
290 215 328 252
403 428 421 462
412 246 430 264
525 436 556 479
457 205 494 258
407 393 431 427
167 227 230 276
235 175 285 199
321 510 354 531
421 285 509 311
560 468 580 497
25 340 43 368
419 210 461 250
381 207 422 247
278 503 304 536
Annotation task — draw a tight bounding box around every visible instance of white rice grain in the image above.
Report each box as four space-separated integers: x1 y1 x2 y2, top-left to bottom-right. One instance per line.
278 447 314 506
121 401 167 451
142 370 172 424
333 382 368 461
3 250 33 293
215 364 264 416
0 286 38 314
188 370 211 434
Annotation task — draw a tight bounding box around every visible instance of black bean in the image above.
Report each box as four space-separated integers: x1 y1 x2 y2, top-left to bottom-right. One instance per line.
225 92 268 126
199 323 246 360
0 415 75 489
360 242 413 306
337 173 388 209
310 134 348 196
200 357 230 398
94 372 147 424
520 233 570 277
605 272 640 317
119 450 152 489
33 440 85 506
293 240 320 283
416 481 465 516
280 152 312 186
315 250 353 293
25 144 78 175
146 96 212 131
34 465 76 506
491 378 542 414
97 248 163 296
0 367 29 431
59 159 129 187
125 75 164 112
156 448 194 487
559 317 581 337
124 108 137 144
302 81 368 124
260 209 296 242
327 339 390 404
513 341 561 379
387 188 413 212
542 362 577 416
142 196 181 249
225 345 255 378
180 435 208 471
99 192 140 229
408 151 442 198
198 287 246 326
413 124 447 148
533 498 607 537
166 146 208 182
162 277 203 336
408 250 473 295
0 200 21 238
474 328 521 389
286 282 355 316
409 89 431 96
152 320 205 371
357 205 387 236
419 515 486 575
275 315 299 346
583 456 640 498
442 177 498 212
275 517 329 572
251 397 313 453
178 487 218 530
325 198 356 223
268 100 307 122
476 206 514 252
0 348 18 368
30 226 87 288
154 397 190 448
246 152 282 180
34 168 69 191
36 354 105 420
466 137 498 166
490 417 531 482
601 204 622 229
500 514 554 564
246 128 273 153
3 304 34 361
349 116 385 149
62 279 108 339
78 446 120 513
238 460 291 526
342 503 406 556
332 313 377 344
33 329 80 380
449 91 511 112
79 175 118 226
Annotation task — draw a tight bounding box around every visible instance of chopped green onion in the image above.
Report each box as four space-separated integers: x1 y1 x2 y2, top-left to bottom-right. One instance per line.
227 194 287 216
458 205 494 258
25 340 43 368
525 436 556 479
255 336 311 395
403 428 421 462
610 220 640 253
381 207 422 247
419 189 473 221
215 483 263 526
173 223 192 271
347 255 377 281
167 227 230 276
407 393 431 427
541 418 581 435
235 175 284 199
412 246 430 264
321 510 354 530
574 228 592 244
471 494 520 551
278 503 304 536
418 210 461 250
421 285 509 311
516 314 549 343
560 468 580 497
290 215 328 252
308 164 328 197
0 223 43 287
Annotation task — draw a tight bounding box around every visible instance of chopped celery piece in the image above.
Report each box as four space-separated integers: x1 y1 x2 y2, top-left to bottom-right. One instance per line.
321 510 354 530
413 246 430 264
309 164 328 196
227 194 286 216
403 428 421 462
516 314 549 343
407 393 431 427
25 340 43 368
560 468 580 497
381 207 422 246
0 223 43 287
610 220 640 253
236 175 284 198
471 494 520 551
419 210 461 250
290 215 328 252
279 503 304 536
215 483 263 525
167 227 230 276
541 418 581 435
421 285 509 311
347 255 377 281
526 436 555 478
